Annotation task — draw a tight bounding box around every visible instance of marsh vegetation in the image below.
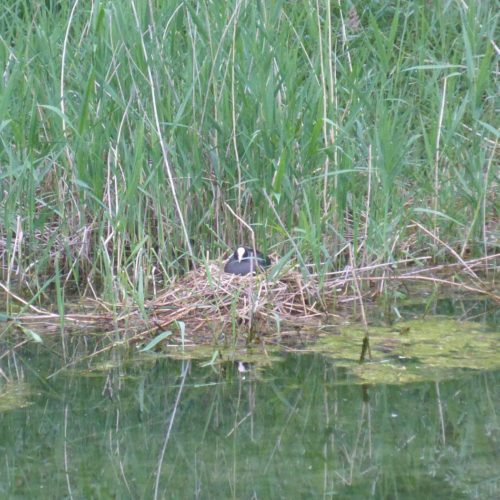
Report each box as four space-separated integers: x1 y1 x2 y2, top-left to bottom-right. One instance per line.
1 3 499 497
1 1 497 310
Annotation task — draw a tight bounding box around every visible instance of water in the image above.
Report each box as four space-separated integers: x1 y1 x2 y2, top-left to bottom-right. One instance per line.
1 302 499 498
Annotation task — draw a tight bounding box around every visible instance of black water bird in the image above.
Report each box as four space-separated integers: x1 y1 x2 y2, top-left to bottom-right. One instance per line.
224 246 271 275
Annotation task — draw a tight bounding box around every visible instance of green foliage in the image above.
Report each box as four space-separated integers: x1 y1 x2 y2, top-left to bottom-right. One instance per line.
0 0 497 296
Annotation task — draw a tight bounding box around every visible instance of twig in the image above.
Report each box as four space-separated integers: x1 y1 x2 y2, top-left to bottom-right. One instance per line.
413 220 485 286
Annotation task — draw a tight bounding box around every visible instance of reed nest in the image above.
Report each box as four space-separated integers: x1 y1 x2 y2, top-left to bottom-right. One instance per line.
5 254 497 347
133 254 500 343
148 262 328 335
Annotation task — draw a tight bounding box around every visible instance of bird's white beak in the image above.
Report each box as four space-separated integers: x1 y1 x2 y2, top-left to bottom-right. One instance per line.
236 247 245 262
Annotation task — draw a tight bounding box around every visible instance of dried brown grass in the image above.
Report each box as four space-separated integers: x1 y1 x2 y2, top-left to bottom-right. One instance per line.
2 254 498 348
148 262 328 335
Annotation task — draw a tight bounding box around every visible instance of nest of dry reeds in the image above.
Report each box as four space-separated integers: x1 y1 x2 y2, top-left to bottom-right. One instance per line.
147 262 327 336
6 254 497 347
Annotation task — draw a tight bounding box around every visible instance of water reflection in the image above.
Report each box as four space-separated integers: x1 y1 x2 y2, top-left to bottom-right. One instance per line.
1 345 498 498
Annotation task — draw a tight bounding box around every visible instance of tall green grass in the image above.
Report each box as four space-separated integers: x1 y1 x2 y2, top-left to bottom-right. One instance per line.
0 0 497 300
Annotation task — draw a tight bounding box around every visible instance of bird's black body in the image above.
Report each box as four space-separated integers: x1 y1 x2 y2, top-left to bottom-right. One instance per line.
224 246 271 275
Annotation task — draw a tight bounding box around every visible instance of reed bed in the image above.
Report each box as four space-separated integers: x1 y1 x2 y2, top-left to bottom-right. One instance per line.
0 1 498 350
0 1 498 299
4 253 497 348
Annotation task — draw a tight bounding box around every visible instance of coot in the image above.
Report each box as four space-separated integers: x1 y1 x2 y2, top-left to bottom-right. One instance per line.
224 246 271 275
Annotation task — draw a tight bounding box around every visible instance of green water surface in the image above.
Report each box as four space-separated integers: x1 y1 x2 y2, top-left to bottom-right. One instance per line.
1 309 499 499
